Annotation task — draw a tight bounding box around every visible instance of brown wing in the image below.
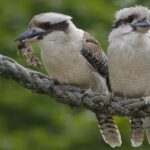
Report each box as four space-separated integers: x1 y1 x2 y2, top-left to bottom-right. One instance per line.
81 32 111 91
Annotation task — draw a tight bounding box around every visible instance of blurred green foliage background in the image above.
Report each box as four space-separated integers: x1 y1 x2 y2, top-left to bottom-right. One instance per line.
0 0 150 150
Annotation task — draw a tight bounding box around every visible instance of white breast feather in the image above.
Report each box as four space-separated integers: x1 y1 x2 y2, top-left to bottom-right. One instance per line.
108 32 150 97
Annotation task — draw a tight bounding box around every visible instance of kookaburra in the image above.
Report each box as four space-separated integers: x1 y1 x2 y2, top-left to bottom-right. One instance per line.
16 12 121 147
108 6 150 147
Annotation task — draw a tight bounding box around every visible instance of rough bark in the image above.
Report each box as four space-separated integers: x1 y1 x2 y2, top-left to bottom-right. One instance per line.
0 54 150 117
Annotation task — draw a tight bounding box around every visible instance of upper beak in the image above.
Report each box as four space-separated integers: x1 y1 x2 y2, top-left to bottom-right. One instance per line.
131 20 150 28
15 29 46 41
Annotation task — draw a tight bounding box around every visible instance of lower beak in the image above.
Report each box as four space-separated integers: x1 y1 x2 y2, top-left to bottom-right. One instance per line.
15 30 46 41
131 20 150 28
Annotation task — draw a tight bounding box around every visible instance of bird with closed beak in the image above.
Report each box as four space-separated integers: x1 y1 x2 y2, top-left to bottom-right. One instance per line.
16 12 121 147
108 5 150 147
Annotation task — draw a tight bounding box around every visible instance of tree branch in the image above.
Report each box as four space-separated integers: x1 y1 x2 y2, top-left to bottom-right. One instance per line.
0 54 150 117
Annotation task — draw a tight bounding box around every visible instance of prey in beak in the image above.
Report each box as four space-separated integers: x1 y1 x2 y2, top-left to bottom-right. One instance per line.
15 29 44 67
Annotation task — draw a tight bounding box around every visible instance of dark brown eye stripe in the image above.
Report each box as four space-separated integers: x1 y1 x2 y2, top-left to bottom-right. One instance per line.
113 19 123 28
113 14 137 28
38 21 69 31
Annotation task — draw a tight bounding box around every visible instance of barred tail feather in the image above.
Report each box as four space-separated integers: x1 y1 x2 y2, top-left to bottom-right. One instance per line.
143 117 150 144
130 117 144 147
146 128 150 144
96 114 122 148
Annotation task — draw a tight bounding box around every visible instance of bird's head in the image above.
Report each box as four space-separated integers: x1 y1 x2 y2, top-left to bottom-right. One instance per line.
16 12 73 42
110 6 150 39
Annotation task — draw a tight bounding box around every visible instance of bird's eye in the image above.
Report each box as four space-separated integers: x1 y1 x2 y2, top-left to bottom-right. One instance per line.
127 15 134 23
43 22 52 29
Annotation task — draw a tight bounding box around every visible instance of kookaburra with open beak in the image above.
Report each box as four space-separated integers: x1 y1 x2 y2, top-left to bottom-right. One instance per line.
16 12 121 147
108 6 150 147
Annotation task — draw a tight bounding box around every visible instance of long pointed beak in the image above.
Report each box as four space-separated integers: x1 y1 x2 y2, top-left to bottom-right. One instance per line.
15 30 46 41
131 20 150 28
